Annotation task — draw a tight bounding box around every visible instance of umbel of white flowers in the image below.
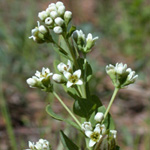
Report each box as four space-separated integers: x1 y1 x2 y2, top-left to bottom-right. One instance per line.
73 30 98 53
106 63 138 88
29 21 51 43
82 112 117 147
52 60 83 88
25 139 52 150
38 1 72 34
26 67 53 92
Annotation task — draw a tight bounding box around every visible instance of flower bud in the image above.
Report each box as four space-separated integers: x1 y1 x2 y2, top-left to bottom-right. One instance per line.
38 11 48 21
45 17 53 25
56 1 64 8
94 112 104 122
47 5 57 12
85 33 98 52
64 11 72 19
82 122 92 131
58 5 65 15
52 74 63 83
55 17 64 26
50 11 58 19
53 26 63 34
38 25 48 34
26 76 40 88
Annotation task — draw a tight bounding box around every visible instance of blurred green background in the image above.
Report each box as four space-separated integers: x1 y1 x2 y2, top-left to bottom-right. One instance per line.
0 0 150 149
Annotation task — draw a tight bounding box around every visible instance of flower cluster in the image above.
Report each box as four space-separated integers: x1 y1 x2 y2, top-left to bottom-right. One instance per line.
73 30 98 53
53 60 83 88
26 67 53 92
82 112 117 147
25 139 52 150
38 1 72 34
106 63 138 88
29 21 51 43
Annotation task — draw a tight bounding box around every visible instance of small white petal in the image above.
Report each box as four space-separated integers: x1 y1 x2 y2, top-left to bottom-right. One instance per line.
67 60 72 70
85 130 93 138
73 69 81 78
75 80 83 85
57 63 67 73
67 81 73 88
89 139 96 147
64 71 71 79
52 74 62 83
94 126 100 133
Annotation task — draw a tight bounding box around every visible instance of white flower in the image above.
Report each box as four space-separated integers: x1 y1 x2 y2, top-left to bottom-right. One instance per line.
86 33 99 42
56 1 64 8
38 11 48 21
28 141 35 149
110 130 117 138
29 21 48 42
76 30 85 40
35 67 53 81
57 5 65 15
106 64 115 74
52 74 62 83
53 26 63 34
126 69 138 83
26 139 51 150
82 122 92 131
64 11 72 20
64 69 83 88
50 11 58 19
115 63 127 74
94 112 104 122
45 17 53 25
26 67 53 89
57 60 72 73
55 17 64 26
85 125 102 147
106 63 138 88
26 76 40 88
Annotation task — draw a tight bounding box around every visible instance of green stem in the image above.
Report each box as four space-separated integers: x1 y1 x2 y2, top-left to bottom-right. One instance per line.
0 71 17 150
53 91 82 128
63 36 79 68
104 88 119 120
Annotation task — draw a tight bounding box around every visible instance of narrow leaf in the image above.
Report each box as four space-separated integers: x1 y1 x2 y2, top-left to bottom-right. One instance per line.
60 130 79 150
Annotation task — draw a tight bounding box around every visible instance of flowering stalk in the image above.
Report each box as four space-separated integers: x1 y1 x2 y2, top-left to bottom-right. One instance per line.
53 91 82 128
104 88 119 120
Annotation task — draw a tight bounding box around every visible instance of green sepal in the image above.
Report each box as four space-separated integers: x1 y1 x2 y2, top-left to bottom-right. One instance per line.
46 105 80 130
67 26 76 39
60 130 79 150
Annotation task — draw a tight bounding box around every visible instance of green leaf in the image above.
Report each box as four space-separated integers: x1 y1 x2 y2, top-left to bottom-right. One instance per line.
46 105 80 130
67 26 76 38
73 95 102 119
60 130 79 150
